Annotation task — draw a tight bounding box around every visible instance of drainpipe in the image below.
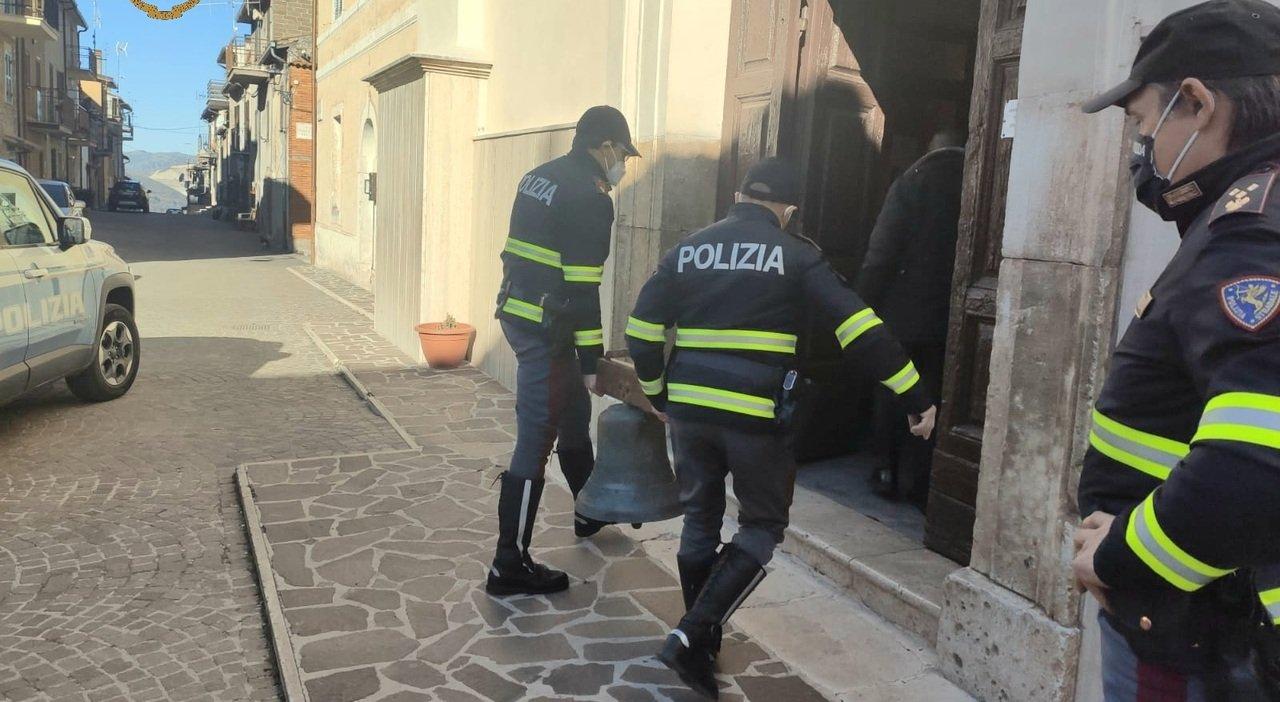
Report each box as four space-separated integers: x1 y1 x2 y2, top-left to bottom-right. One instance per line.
266 43 290 253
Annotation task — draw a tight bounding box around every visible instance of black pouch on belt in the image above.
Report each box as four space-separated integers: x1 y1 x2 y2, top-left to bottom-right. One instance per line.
538 293 574 341
494 280 512 319
774 369 812 431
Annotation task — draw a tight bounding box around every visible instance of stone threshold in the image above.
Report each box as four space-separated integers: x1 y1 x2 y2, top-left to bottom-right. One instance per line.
754 483 961 645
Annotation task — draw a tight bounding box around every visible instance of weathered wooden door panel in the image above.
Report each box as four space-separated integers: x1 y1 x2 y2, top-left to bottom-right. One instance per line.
925 0 1024 564
717 0 804 216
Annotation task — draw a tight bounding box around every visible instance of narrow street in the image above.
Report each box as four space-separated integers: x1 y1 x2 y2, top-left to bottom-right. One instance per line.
0 212 406 701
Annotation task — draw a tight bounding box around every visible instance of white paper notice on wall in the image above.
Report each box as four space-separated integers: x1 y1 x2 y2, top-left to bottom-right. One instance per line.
1000 99 1018 140
295 123 313 140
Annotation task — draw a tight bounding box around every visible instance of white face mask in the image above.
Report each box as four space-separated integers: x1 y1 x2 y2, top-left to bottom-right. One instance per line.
604 144 626 186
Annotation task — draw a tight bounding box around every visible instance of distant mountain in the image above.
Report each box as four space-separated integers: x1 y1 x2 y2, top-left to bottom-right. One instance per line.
125 151 191 212
125 151 191 177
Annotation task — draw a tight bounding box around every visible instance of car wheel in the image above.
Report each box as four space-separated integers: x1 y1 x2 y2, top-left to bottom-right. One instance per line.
67 304 140 402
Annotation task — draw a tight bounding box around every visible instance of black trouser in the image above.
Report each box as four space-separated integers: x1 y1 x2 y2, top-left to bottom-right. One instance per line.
871 340 945 502
502 319 592 480
670 420 797 566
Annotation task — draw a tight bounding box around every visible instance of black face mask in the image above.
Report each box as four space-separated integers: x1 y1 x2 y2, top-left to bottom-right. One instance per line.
1130 92 1201 220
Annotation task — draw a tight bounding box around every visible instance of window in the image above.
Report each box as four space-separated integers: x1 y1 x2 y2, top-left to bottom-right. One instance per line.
331 113 342 218
4 50 13 105
334 0 343 19
0 171 56 246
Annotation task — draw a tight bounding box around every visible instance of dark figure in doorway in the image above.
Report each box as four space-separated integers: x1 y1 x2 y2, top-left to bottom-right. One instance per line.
857 130 966 506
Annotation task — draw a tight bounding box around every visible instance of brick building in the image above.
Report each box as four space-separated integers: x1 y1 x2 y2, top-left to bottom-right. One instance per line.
201 0 315 256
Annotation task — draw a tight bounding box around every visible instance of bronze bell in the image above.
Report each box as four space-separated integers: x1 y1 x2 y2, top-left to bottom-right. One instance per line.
576 403 683 524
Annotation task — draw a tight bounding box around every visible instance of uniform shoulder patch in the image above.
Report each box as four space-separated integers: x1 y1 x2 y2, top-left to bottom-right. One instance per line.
1219 275 1280 332
1209 171 1277 225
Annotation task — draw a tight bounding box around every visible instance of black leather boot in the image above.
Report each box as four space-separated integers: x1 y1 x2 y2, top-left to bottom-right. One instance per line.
678 551 722 656
658 545 765 699
557 445 614 538
486 473 569 596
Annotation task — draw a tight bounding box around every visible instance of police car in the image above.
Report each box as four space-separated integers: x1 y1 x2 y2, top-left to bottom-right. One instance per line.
0 159 138 406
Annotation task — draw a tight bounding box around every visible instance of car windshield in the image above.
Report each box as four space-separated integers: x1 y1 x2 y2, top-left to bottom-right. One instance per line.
118 183 141 193
40 183 69 207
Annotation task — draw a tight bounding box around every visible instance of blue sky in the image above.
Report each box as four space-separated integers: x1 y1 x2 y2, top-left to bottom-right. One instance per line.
90 0 245 154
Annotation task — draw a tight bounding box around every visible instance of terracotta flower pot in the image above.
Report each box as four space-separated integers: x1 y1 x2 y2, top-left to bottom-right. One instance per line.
415 322 474 369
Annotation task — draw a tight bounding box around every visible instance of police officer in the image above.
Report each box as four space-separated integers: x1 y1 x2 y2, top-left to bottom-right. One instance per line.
1073 2 1280 698
627 158 937 698
486 106 640 597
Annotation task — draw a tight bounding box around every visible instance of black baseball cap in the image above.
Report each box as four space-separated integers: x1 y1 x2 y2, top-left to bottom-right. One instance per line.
575 106 641 157
739 158 802 206
1083 0 1280 113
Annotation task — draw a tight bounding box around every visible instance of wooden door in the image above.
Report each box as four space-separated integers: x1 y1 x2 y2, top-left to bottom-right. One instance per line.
924 0 1025 564
717 0 805 216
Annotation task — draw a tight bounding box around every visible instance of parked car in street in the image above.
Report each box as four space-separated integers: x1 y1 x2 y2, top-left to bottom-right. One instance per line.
108 180 150 213
164 208 182 215
37 179 86 217
1 159 139 406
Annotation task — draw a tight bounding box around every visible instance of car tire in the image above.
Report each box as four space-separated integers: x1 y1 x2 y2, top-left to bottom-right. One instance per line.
67 303 140 402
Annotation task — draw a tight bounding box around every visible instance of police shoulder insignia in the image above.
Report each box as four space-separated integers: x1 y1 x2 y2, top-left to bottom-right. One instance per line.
1219 276 1280 332
1209 171 1277 225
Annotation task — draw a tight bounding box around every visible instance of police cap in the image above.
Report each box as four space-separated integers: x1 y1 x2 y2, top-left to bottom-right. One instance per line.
1083 0 1280 113
740 158 802 206
576 106 641 157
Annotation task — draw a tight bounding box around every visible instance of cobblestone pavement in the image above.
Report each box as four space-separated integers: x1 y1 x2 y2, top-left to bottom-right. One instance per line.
289 267 375 320
239 321 831 701
0 213 405 701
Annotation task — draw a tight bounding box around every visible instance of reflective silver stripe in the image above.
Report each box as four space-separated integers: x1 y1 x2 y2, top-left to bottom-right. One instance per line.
674 329 798 354
574 328 604 346
504 237 562 268
625 316 666 342
882 362 921 395
563 265 604 283
1126 496 1232 591
639 375 664 395
667 383 776 419
1199 406 1280 434
516 480 532 556
1090 420 1185 477
502 297 544 323
1262 588 1280 625
835 309 884 348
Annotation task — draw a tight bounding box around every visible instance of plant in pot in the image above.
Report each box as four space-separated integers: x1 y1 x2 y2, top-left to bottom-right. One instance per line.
415 314 475 369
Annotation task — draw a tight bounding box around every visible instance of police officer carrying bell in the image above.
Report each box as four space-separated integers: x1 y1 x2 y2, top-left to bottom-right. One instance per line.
627 159 937 698
1074 1 1280 697
487 106 639 597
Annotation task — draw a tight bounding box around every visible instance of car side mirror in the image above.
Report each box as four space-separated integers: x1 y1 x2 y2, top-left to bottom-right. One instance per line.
59 216 90 249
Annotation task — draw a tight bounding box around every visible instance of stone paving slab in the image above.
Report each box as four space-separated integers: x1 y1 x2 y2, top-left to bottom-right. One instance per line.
240 342 830 701
289 267 375 320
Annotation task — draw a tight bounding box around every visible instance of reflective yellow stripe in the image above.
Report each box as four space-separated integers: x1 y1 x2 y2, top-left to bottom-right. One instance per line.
667 383 775 419
504 237 562 269
639 374 665 396
835 309 884 348
1125 493 1233 592
625 316 666 343
882 362 921 395
1260 587 1280 626
501 296 543 324
574 328 604 347
1192 392 1280 449
563 265 604 284
1089 410 1190 481
674 328 798 354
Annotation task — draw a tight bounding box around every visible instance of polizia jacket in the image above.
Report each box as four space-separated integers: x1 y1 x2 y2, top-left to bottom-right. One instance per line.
497 148 613 374
626 202 933 430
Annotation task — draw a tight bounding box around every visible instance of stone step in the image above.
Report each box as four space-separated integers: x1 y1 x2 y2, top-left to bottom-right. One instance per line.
727 478 961 645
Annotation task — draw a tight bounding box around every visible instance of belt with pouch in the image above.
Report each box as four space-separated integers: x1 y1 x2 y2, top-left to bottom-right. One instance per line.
495 281 573 340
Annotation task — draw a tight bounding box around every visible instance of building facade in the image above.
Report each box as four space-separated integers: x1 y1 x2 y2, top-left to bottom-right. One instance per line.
202 0 316 254
0 0 127 203
309 1 1265 700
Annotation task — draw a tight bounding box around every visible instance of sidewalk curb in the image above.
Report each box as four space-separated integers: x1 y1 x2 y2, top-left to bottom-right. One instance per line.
287 266 374 321
303 325 420 451
235 465 309 702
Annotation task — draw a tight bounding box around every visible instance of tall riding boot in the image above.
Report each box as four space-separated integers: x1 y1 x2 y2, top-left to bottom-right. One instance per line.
557 446 614 538
486 472 569 596
677 551 722 657
658 545 766 699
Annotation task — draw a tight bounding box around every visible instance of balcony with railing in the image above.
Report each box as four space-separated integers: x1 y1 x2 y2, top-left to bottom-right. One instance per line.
203 79 229 120
25 86 72 131
223 33 270 86
0 0 55 41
